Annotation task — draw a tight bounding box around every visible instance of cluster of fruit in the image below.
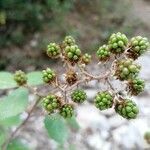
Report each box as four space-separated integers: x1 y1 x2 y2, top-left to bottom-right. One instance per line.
42 89 87 118
96 32 149 61
13 33 149 120
46 36 92 65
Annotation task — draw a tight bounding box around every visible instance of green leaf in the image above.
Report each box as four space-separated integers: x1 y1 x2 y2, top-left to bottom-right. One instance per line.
44 114 69 144
0 128 7 147
27 71 43 86
0 115 21 127
68 144 76 150
66 116 80 130
7 139 30 150
0 88 29 122
0 72 17 89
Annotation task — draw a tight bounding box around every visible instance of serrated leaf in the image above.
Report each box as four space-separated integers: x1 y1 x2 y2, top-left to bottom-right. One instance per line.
66 116 80 130
27 71 43 86
7 139 30 150
0 115 21 127
44 114 69 144
0 72 17 89
0 88 29 121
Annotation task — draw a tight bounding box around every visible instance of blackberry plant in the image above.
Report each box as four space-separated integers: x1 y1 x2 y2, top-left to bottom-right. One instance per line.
144 131 150 144
42 68 56 83
14 70 27 86
0 33 149 148
47 43 60 58
108 32 128 54
64 45 81 64
81 53 92 64
71 89 87 103
94 91 114 110
127 36 149 59
128 78 145 95
43 94 61 114
115 99 139 119
97 45 111 61
63 35 76 46
114 59 141 80
60 104 74 118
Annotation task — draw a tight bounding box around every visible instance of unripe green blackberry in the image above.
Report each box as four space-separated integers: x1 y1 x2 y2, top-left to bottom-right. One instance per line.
71 89 87 103
42 68 56 83
108 32 128 54
63 35 76 46
65 45 81 63
127 36 149 59
96 45 111 61
60 104 74 118
65 70 78 85
14 70 27 86
94 91 114 110
114 59 141 81
128 78 145 95
144 132 150 144
81 53 91 64
47 43 60 58
43 94 61 113
115 99 139 119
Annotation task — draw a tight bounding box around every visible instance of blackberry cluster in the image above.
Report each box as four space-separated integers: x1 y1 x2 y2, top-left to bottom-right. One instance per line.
65 45 81 63
65 70 78 85
115 99 139 119
63 35 76 46
14 70 27 86
114 59 140 80
43 94 61 113
47 43 60 58
127 36 149 59
96 45 111 61
128 78 145 95
42 68 56 83
108 32 128 54
94 91 114 110
71 89 87 103
81 53 91 64
60 104 74 118
144 132 150 144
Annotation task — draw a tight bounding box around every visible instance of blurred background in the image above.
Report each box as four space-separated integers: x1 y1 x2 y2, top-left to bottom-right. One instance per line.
0 0 150 71
0 0 150 150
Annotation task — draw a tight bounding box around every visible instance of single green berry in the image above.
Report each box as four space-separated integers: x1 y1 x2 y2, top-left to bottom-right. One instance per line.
114 59 140 81
60 104 74 118
96 45 111 61
63 35 76 46
65 45 81 63
71 89 87 103
47 42 60 58
144 131 150 144
128 78 145 95
43 94 61 114
42 68 56 83
94 91 114 110
127 36 149 59
14 70 27 86
108 32 128 54
115 99 139 119
81 53 91 64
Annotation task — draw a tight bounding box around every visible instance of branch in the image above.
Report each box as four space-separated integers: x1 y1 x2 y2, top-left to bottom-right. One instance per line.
1 95 42 150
